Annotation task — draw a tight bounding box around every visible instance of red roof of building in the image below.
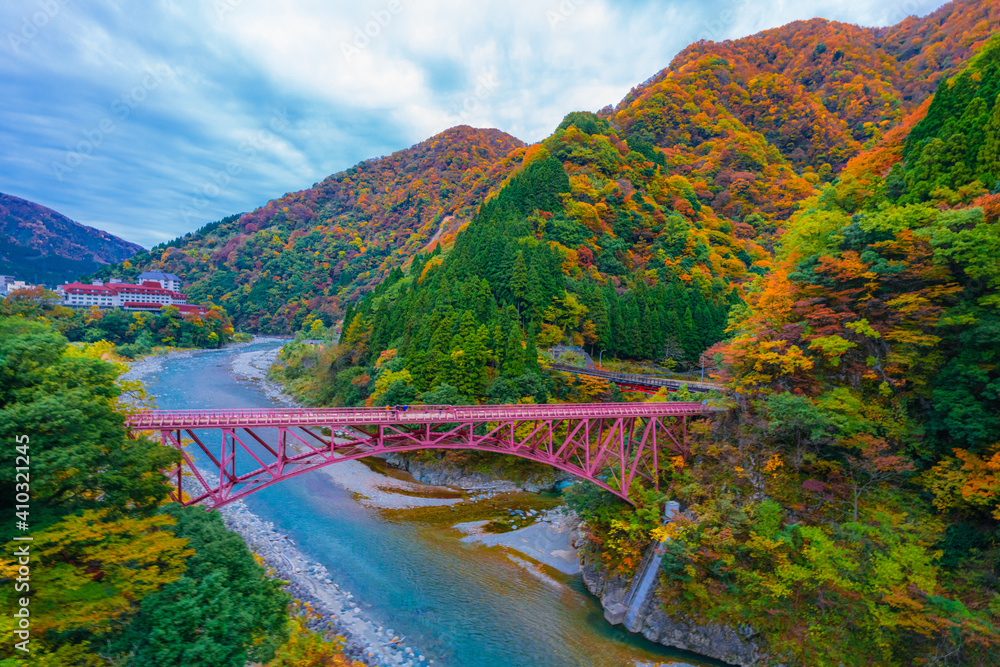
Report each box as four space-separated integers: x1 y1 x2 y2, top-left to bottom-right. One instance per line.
121 302 206 313
62 282 185 297
113 283 184 297
60 283 117 295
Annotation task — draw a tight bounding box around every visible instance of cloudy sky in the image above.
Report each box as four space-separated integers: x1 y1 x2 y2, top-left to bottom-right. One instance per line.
1 0 946 248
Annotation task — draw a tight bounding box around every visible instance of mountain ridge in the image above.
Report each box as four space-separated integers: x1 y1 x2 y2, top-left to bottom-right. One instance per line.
0 192 142 285
103 125 525 331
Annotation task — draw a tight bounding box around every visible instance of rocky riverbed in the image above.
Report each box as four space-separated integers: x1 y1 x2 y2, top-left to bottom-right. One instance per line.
382 452 572 494
231 341 291 401
220 500 432 667
453 507 585 576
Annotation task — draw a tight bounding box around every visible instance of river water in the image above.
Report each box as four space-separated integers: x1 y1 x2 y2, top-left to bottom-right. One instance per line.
141 340 719 667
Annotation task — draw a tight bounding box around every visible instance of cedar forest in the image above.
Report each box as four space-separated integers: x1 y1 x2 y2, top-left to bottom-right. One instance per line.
6 0 1000 665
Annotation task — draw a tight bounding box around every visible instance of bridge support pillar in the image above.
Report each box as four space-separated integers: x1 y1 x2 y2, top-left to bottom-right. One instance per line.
604 603 628 625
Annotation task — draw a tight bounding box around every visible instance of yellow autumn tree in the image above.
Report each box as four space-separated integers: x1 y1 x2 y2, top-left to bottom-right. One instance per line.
0 510 192 638
924 445 1000 519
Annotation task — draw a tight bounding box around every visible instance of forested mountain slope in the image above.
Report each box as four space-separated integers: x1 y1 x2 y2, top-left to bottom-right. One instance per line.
623 34 1000 666
607 0 999 236
103 126 524 331
306 2 1000 406
0 192 141 284
326 110 755 411
273 18 1000 666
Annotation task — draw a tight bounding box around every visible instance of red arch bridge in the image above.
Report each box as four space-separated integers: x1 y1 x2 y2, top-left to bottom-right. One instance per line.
126 402 716 509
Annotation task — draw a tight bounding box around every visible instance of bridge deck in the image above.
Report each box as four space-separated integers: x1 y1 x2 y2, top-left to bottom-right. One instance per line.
127 401 714 429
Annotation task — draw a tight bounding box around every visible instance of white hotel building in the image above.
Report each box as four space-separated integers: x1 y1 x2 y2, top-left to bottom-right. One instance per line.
57 272 205 315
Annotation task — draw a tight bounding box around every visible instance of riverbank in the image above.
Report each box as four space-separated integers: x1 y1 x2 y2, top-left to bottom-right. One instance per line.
120 337 266 385
580 548 757 667
453 509 584 576
232 341 291 404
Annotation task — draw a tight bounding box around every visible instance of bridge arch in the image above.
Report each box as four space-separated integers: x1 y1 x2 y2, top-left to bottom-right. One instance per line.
126 402 715 509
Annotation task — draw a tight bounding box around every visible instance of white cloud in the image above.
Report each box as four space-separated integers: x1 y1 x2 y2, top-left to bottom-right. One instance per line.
0 0 948 249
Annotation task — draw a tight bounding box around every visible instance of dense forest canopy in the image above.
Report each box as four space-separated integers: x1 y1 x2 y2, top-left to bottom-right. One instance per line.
621 33 1000 666
0 318 291 665
98 127 525 332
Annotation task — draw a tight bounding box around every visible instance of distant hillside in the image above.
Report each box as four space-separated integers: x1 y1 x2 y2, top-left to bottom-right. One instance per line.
607 0 999 233
104 126 525 331
0 193 142 285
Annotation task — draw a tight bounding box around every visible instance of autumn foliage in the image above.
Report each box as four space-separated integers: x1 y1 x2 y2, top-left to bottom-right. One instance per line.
109 127 525 332
652 32 1000 666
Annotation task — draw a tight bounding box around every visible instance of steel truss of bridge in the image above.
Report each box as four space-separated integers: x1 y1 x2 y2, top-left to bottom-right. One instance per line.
548 363 723 394
126 402 716 509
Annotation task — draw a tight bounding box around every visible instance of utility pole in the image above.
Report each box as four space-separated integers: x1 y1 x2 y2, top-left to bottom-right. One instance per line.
701 354 705 382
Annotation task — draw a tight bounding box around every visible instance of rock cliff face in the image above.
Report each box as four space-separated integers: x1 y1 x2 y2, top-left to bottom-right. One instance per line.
580 547 766 667
382 452 570 493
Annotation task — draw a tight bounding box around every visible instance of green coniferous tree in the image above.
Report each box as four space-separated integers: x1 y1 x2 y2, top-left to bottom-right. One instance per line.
579 280 610 352
409 349 429 391
680 306 696 359
428 313 456 386
624 301 642 358
664 308 681 341
502 323 525 377
510 251 528 305
456 310 478 342
441 312 483 397
526 263 545 319
457 325 489 397
639 304 655 358
489 323 505 369
609 306 625 356
978 93 1000 183
524 325 540 373
473 277 496 323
